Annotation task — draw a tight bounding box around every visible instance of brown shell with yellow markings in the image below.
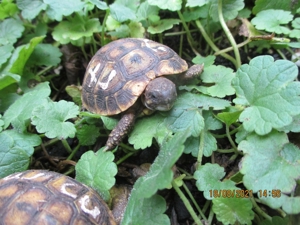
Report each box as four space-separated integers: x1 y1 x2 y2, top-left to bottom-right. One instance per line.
0 170 116 225
82 38 188 116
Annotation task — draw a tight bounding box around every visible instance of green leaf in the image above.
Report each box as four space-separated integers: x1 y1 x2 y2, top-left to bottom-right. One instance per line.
251 9 293 35
128 113 168 149
183 6 208 21
136 1 159 22
0 114 4 132
184 111 221 157
31 100 79 139
0 73 20 91
52 15 101 45
148 19 180 34
239 131 300 193
0 0 19 20
3 82 51 131
27 44 62 66
165 92 230 137
289 29 300 38
128 21 145 38
232 55 300 135
65 85 82 106
0 44 14 68
122 194 169 225
122 132 189 225
209 0 244 22
239 131 300 214
44 0 84 21
260 216 289 225
148 0 182 11
192 55 215 67
194 163 238 200
16 0 47 20
212 197 254 225
186 0 208 7
198 65 235 98
0 18 24 45
133 131 189 198
253 0 300 15
194 163 254 224
217 110 242 126
0 130 41 178
292 18 300 29
109 2 136 23
107 24 130 38
75 150 117 201
87 0 108 10
101 116 118 130
76 124 100 146
9 36 45 75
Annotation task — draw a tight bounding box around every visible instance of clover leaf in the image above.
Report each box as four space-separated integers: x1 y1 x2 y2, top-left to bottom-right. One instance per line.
148 19 181 34
52 14 101 45
44 0 84 21
0 130 41 178
148 0 182 11
238 131 300 214
128 113 169 149
186 0 208 7
194 163 254 225
27 44 62 66
16 0 47 20
122 194 169 225
209 0 244 22
31 100 79 139
0 0 19 20
87 0 108 10
198 65 235 98
239 131 300 194
3 82 51 131
0 18 24 45
0 44 14 68
122 131 189 225
75 150 117 201
76 124 100 146
109 2 136 23
165 92 230 137
232 55 300 135
212 197 254 225
251 9 293 35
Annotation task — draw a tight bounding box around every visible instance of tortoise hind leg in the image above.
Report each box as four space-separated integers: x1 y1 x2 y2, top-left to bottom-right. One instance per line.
104 111 136 151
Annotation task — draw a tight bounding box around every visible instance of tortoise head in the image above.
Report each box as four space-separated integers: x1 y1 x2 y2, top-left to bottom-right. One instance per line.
141 77 177 111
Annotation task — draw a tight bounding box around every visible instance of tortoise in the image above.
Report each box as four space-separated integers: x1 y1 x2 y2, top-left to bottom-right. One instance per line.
82 38 203 150
0 170 116 225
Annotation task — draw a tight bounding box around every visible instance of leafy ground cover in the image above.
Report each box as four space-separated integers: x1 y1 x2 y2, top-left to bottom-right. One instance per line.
1 0 300 224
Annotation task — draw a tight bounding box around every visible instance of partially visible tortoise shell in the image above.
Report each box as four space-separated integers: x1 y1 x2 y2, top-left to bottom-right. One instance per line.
82 38 188 116
0 170 116 225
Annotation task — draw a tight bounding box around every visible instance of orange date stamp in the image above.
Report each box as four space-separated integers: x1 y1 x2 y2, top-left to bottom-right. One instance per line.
209 189 282 198
209 189 254 198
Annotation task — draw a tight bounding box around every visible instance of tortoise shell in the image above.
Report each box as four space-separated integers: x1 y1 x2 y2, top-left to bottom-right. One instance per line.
0 170 116 225
82 38 188 116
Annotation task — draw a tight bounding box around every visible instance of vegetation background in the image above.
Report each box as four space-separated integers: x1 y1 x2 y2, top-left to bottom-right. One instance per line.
0 0 300 224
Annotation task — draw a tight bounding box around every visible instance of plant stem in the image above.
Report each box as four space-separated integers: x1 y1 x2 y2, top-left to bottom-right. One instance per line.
251 197 272 221
177 10 195 46
61 139 72 154
194 20 237 68
67 143 81 160
217 0 241 68
101 9 110 46
172 180 203 225
215 38 251 56
197 129 205 170
115 152 135 165
182 182 207 221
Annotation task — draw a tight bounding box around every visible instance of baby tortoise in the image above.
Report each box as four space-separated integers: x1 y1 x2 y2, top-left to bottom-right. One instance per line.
82 38 203 150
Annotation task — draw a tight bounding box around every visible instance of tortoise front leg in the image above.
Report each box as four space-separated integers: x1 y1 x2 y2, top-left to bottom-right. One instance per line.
104 111 136 151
